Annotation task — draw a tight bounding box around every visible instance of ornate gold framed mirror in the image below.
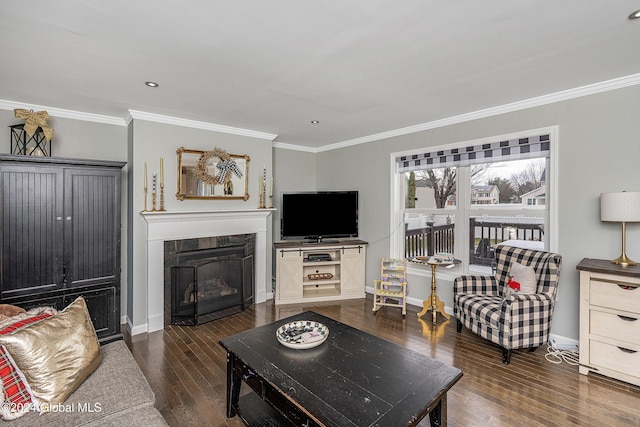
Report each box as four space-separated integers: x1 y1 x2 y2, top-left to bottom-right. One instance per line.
176 147 250 200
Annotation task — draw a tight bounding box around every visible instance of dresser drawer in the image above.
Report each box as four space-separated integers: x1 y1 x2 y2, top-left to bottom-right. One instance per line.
590 339 640 378
590 309 640 346
590 280 640 313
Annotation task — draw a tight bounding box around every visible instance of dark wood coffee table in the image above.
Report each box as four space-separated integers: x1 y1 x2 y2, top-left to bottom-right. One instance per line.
219 311 462 426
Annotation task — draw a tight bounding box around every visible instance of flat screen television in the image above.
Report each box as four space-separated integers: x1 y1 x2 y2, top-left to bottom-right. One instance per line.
280 191 358 242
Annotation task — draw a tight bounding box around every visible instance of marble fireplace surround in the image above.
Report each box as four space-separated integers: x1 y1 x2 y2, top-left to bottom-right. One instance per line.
141 209 274 333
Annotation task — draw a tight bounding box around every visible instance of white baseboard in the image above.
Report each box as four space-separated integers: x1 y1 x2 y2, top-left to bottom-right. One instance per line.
549 334 579 351
126 316 148 336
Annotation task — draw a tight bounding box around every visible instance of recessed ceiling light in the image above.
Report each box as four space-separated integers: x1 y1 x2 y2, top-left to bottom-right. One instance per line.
311 120 319 124
145 81 159 87
629 9 640 19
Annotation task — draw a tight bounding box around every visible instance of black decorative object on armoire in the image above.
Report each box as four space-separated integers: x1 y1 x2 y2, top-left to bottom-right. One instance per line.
0 154 125 344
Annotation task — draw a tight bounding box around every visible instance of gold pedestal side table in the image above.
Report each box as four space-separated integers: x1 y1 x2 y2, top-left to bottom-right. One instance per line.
412 257 461 324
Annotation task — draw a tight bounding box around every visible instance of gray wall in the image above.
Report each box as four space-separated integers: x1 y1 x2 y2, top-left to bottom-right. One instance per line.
306 85 640 341
126 121 135 321
0 110 126 161
272 148 317 244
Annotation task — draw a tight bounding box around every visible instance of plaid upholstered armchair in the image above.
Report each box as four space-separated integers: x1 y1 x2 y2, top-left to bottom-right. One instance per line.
454 245 562 364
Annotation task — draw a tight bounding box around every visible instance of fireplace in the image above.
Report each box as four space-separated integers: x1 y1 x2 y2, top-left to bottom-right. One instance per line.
168 235 254 325
140 209 274 335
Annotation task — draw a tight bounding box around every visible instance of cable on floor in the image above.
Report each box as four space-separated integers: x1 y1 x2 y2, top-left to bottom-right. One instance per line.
545 340 579 365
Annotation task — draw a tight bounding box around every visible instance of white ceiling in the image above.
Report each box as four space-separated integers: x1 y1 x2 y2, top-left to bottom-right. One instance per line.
1 1 639 149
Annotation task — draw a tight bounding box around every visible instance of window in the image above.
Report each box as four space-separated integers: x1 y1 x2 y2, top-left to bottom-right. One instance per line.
391 128 558 273
404 167 457 259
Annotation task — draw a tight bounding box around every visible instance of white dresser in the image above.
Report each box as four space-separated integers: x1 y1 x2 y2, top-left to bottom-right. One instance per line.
577 258 640 386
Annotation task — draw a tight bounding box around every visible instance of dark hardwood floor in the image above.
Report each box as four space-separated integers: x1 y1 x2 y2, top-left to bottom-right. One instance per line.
124 296 640 426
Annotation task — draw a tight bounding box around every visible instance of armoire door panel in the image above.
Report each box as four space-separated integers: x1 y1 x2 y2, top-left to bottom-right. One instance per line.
1 166 64 298
65 169 120 288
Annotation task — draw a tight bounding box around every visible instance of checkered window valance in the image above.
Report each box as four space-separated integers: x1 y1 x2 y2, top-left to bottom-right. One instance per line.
396 134 550 173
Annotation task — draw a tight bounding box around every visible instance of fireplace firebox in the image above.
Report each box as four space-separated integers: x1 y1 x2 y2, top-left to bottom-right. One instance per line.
168 235 254 326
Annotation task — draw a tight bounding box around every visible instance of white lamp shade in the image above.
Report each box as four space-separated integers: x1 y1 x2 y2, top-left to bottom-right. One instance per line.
601 191 640 222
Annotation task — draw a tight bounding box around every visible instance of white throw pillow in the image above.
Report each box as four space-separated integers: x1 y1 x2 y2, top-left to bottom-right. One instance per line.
505 261 537 295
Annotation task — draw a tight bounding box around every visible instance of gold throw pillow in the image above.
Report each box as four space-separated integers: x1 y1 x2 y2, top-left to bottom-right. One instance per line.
0 297 102 407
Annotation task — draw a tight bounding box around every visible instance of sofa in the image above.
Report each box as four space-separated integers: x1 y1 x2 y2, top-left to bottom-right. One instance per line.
0 297 167 426
8 339 167 426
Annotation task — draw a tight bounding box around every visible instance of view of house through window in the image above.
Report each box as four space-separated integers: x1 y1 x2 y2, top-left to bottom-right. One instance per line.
404 157 547 272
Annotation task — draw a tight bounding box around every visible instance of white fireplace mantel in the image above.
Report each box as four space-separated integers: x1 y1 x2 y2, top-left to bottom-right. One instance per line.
141 209 274 333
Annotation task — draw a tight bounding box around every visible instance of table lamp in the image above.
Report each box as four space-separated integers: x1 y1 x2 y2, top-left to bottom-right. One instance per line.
601 191 640 266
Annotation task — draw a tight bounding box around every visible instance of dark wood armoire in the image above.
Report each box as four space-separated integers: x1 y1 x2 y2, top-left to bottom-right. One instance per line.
0 154 125 343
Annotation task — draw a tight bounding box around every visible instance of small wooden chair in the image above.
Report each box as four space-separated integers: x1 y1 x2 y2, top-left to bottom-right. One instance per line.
372 258 407 316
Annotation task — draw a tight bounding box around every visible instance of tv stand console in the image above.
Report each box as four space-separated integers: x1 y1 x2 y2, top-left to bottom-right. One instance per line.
274 240 367 305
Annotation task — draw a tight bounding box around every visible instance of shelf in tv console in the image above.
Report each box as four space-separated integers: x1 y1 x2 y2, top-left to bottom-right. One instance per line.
305 253 333 262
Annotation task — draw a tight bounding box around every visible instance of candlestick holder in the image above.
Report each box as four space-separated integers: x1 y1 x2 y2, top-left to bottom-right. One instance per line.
151 191 157 212
159 186 166 211
269 195 273 209
143 188 148 212
259 191 266 209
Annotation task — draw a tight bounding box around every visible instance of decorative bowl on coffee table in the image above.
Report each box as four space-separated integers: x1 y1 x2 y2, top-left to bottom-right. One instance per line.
276 320 329 349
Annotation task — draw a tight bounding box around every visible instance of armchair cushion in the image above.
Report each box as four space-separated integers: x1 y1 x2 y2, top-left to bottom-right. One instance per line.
494 244 560 298
456 294 504 330
453 275 500 295
506 261 537 295
505 293 555 340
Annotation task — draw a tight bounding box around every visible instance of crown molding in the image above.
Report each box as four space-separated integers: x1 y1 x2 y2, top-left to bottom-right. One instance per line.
312 72 640 153
272 141 318 153
123 110 134 126
0 99 127 126
128 110 277 141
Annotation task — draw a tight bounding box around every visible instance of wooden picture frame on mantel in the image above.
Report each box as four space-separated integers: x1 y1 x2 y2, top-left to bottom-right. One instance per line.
176 147 250 200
